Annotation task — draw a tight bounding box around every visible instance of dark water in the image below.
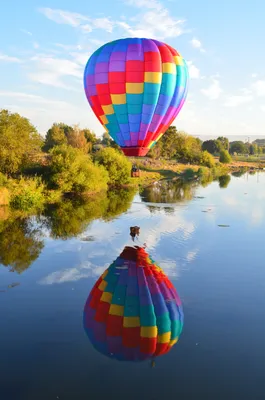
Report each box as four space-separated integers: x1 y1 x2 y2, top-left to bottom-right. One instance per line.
1 172 265 400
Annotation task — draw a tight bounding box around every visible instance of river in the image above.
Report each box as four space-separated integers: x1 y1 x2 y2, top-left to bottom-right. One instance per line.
1 171 265 400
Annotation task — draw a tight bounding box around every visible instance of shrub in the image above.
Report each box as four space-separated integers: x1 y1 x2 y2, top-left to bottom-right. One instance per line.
219 149 232 164
48 144 109 194
0 172 8 187
95 147 131 185
0 188 9 206
10 177 45 211
199 151 215 168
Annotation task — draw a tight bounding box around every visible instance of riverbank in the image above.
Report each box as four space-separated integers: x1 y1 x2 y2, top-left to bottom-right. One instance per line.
0 157 262 210
128 157 262 187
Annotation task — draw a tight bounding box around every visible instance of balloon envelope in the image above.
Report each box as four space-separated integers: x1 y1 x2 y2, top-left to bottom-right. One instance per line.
84 38 189 156
83 246 184 362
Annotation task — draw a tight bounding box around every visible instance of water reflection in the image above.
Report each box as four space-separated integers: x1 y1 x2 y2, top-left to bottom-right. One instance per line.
218 175 231 189
0 217 44 273
83 245 183 363
0 188 137 272
140 179 196 204
43 188 137 240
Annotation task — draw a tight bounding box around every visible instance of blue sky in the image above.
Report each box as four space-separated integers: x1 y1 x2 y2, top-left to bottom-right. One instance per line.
0 0 265 138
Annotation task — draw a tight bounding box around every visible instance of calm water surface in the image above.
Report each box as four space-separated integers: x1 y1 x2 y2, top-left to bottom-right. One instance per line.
1 172 265 400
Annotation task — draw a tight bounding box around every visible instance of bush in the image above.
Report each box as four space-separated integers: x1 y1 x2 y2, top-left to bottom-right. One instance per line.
219 150 232 164
48 144 109 194
0 172 8 187
0 188 9 206
10 177 45 211
200 151 215 168
95 147 131 185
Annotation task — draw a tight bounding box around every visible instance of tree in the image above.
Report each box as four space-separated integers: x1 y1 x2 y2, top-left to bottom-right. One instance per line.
160 126 180 159
217 136 229 151
43 123 69 151
83 129 98 145
219 149 232 164
66 125 90 153
229 141 247 154
249 144 258 155
200 151 215 168
48 144 109 193
174 131 202 163
202 139 219 154
0 109 42 175
101 132 120 150
95 147 131 184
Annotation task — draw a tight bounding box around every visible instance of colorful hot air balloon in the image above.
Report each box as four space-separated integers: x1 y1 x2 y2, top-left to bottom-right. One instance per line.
83 246 184 362
84 38 189 157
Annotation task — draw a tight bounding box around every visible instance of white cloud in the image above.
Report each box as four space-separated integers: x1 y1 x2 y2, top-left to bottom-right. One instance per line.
0 91 74 108
39 7 113 34
186 249 199 262
39 8 89 27
251 80 265 96
93 18 114 33
70 52 90 66
251 73 258 78
190 37 205 53
224 94 253 107
126 0 163 10
121 10 185 39
28 55 83 89
33 42 39 49
187 61 200 79
0 53 22 63
201 79 222 100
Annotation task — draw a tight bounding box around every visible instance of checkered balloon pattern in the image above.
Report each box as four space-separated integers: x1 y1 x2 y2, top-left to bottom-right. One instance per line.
83 246 184 362
84 38 189 157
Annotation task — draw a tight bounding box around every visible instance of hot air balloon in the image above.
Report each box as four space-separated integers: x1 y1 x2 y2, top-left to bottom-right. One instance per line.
83 246 184 362
84 38 189 157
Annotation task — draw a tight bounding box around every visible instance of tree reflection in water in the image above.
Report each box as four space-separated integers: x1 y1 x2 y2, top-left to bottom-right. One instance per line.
0 216 44 273
0 187 137 273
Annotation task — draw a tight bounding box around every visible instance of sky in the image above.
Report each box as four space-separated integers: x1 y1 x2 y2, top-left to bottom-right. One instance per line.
0 0 265 139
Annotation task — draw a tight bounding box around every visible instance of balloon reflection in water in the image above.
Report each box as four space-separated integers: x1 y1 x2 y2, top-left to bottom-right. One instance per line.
83 246 183 362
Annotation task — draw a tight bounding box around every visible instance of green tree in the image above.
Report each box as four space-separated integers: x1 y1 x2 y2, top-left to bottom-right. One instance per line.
43 123 69 151
200 151 215 168
219 149 232 164
202 139 219 154
249 144 258 155
174 131 202 163
229 141 247 154
217 136 229 151
0 109 42 174
101 132 120 150
48 144 109 193
95 147 131 185
160 126 179 159
83 129 98 145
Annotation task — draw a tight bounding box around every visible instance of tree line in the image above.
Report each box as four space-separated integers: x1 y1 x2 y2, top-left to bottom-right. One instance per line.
1 108 263 212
